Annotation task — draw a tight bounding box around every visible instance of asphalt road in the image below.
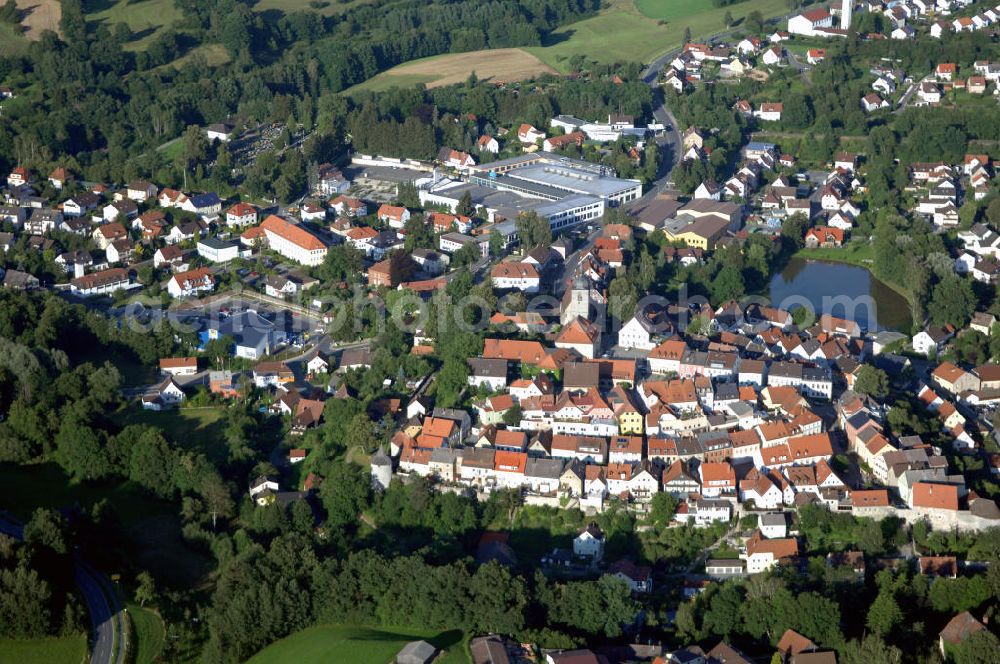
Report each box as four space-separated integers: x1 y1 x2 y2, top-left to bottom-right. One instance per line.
0 513 125 664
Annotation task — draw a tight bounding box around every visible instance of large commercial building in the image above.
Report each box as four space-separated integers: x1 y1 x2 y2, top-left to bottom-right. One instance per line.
420 152 640 235
467 153 642 207
258 215 327 266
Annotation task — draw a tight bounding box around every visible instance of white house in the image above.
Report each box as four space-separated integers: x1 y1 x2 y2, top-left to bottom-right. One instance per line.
919 81 942 104
759 512 788 539
490 262 540 292
695 181 723 200
913 325 954 355
761 46 784 66
141 376 186 411
743 530 798 574
70 268 131 296
197 237 240 263
376 204 410 229
862 93 890 113
477 135 499 154
517 124 545 146
167 267 216 298
788 7 834 36
618 313 659 351
159 357 198 377
206 122 236 142
225 202 258 228
754 103 783 121
573 523 605 560
125 180 157 202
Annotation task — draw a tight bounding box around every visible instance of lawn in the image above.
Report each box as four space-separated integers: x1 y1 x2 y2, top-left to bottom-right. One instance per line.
86 0 182 50
0 23 29 57
0 635 88 664
127 604 166 664
506 504 587 563
636 0 737 21
113 405 229 461
247 625 467 664
346 48 557 94
794 241 875 268
159 43 232 70
526 0 791 71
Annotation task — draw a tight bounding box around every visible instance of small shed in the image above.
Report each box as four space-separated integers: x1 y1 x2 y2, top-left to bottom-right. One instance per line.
397 640 438 664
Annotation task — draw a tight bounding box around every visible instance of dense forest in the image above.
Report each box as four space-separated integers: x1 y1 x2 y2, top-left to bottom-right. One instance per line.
0 0 599 184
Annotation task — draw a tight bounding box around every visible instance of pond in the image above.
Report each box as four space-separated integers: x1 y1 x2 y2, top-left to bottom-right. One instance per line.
768 257 912 332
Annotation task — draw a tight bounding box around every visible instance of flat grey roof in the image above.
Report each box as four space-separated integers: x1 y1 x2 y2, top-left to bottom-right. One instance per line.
468 151 608 175
198 237 237 250
506 164 640 197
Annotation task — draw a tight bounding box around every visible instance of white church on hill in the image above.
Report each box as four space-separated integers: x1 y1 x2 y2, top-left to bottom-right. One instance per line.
788 0 852 37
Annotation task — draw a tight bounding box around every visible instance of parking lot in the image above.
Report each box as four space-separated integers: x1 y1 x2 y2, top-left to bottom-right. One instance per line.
342 165 430 203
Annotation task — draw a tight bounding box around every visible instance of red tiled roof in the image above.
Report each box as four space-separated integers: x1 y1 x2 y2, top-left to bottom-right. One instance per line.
260 214 325 251
912 482 959 511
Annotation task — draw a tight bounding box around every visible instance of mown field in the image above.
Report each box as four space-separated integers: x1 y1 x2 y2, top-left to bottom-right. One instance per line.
0 22 28 56
113 405 229 461
127 603 166 664
247 625 467 664
347 48 558 94
0 635 88 664
15 0 61 40
527 0 792 71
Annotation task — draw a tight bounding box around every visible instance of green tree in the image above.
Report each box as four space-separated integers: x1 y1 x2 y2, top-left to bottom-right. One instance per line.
866 591 902 637
985 197 1000 227
839 635 902 664
129 429 177 498
0 562 52 638
781 213 809 250
181 125 210 170
319 462 370 527
928 276 976 328
501 404 522 426
452 242 482 268
345 413 377 454
854 365 889 399
55 414 110 481
954 630 1000 664
710 265 745 304
649 492 679 527
467 561 528 634
456 190 475 218
546 576 640 638
515 211 551 249
23 508 67 555
135 571 155 608
704 584 743 638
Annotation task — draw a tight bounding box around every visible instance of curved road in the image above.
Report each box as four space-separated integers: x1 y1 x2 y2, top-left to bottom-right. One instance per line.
0 512 126 664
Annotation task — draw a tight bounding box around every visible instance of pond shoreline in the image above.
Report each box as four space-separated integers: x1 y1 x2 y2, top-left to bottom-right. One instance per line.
770 253 913 333
791 245 914 304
